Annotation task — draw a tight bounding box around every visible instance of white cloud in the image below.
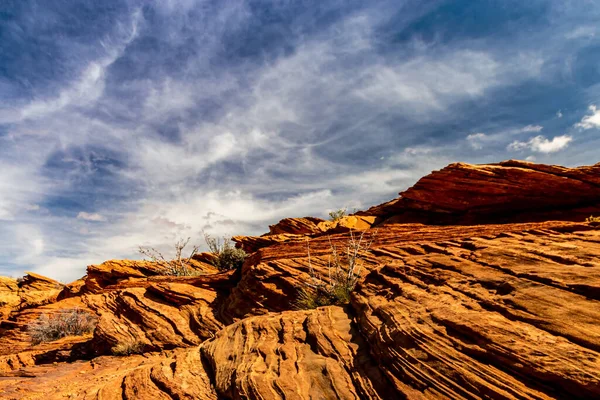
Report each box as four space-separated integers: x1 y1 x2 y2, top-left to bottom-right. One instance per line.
77 212 107 222
508 135 572 153
403 146 434 156
520 125 543 133
0 3 581 282
566 26 596 39
466 133 487 149
355 51 543 116
557 110 563 118
575 105 600 129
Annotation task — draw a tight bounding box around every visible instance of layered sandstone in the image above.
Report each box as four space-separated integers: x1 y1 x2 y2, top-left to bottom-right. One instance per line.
0 160 599 399
360 160 600 224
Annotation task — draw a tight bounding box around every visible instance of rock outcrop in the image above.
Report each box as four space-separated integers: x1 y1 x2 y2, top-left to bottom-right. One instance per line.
360 160 600 224
1 160 600 399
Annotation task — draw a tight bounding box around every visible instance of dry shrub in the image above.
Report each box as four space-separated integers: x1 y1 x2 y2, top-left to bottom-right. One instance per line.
28 309 97 344
586 216 600 227
138 238 204 276
204 234 247 271
296 229 376 309
111 338 145 356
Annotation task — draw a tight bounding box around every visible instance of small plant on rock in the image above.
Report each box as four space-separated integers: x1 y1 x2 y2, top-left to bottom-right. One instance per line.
296 229 376 309
586 215 600 227
111 338 145 356
204 234 247 271
328 208 347 221
138 238 204 276
28 308 97 344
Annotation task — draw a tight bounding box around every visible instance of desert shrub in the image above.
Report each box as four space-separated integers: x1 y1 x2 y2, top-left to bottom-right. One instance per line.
296 229 376 309
138 238 204 276
204 234 247 271
111 338 145 356
28 309 97 344
328 208 347 221
586 216 600 227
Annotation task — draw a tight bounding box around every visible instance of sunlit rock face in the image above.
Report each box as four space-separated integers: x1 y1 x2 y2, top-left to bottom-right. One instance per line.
1 161 600 399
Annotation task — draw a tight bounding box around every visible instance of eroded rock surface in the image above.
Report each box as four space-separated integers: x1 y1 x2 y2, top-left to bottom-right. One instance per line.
360 160 600 224
0 160 600 399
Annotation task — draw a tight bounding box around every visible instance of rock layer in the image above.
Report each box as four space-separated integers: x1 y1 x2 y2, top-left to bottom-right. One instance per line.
0 160 599 399
360 160 600 224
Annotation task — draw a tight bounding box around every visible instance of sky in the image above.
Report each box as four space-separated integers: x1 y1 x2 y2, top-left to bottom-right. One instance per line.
1 0 600 282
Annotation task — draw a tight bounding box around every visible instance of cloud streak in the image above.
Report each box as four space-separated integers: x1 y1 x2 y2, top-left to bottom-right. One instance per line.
1 1 600 281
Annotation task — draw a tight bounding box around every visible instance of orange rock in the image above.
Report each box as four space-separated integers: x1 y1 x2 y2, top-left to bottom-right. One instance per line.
0 277 20 319
360 160 600 224
1 160 600 399
268 217 325 235
200 306 395 399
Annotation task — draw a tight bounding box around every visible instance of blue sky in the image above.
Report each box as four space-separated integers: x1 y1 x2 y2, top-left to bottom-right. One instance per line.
1 0 600 281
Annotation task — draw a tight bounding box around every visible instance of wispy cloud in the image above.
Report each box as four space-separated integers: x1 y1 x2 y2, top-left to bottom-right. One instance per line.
77 212 107 222
1 1 600 281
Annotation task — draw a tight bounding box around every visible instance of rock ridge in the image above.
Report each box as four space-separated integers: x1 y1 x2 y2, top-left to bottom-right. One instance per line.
0 160 599 399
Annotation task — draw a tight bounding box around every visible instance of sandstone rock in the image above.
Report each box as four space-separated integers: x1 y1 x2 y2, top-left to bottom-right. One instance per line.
0 276 20 319
315 214 377 233
224 220 589 319
84 258 218 292
232 233 307 253
17 273 64 310
268 217 325 235
352 226 600 399
0 160 599 399
360 160 600 224
84 273 235 354
200 306 395 399
233 216 377 254
0 348 216 399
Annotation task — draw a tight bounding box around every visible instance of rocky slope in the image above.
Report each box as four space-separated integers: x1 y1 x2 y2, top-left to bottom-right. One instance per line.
1 160 600 399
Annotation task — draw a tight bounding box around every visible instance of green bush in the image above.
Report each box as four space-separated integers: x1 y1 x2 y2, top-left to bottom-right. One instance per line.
205 234 247 271
328 208 347 221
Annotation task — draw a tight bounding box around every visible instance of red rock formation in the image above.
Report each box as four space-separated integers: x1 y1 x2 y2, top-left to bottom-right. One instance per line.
0 160 599 399
360 160 600 224
0 277 20 319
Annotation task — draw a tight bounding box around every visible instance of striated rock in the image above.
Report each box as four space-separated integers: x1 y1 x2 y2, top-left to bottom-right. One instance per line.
84 272 235 354
84 258 218 293
200 306 395 399
0 160 599 399
0 296 93 374
0 277 20 319
267 215 377 237
224 220 591 319
233 233 307 253
360 160 600 224
17 273 64 310
57 278 86 300
352 227 600 399
0 348 216 399
268 217 325 235
234 215 378 254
